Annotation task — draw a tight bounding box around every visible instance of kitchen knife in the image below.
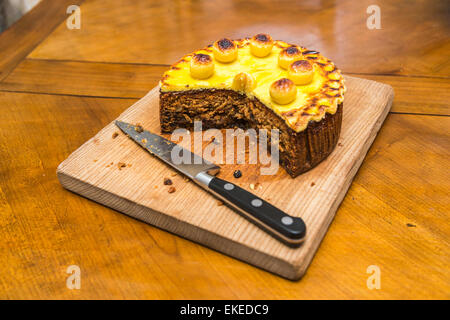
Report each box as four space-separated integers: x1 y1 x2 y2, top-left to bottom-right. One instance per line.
115 120 306 247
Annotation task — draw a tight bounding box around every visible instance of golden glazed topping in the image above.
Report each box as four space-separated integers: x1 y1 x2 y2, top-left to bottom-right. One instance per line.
278 46 303 69
190 53 214 79
250 33 274 57
270 78 297 104
212 38 238 63
160 36 346 132
232 72 256 92
287 60 314 85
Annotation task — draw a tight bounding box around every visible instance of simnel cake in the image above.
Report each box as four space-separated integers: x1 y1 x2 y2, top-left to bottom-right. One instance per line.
159 34 345 177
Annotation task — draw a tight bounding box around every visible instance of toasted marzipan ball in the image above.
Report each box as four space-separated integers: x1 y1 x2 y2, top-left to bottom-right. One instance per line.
212 38 238 63
287 60 314 85
278 46 303 69
270 78 297 104
190 53 214 79
232 72 256 92
250 34 274 57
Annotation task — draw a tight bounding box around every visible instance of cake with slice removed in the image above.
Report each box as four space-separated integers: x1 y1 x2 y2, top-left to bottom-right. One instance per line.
159 35 345 177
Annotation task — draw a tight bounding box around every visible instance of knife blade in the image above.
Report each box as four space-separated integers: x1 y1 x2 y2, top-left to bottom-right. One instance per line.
115 120 306 247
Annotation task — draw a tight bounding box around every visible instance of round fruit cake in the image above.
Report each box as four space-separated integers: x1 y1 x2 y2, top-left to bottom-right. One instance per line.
159 34 345 177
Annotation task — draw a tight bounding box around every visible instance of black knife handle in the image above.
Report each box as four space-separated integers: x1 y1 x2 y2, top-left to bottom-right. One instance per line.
200 174 306 247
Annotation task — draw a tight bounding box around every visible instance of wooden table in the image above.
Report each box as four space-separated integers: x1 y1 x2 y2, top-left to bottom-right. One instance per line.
0 0 448 299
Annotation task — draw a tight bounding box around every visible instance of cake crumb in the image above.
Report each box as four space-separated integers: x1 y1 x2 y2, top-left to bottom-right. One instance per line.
338 142 343 147
141 138 147 144
311 182 315 187
118 162 126 170
154 185 158 189
112 132 119 139
135 123 144 133
170 172 177 177
93 159 97 162
164 178 173 185
217 200 224 206
184 177 190 182
168 186 176 193
127 164 132 167
406 223 416 228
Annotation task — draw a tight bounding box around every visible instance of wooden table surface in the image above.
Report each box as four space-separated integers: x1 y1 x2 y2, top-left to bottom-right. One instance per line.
0 0 448 299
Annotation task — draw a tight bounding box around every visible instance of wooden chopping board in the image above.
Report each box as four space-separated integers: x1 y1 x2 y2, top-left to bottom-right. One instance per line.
57 75 394 280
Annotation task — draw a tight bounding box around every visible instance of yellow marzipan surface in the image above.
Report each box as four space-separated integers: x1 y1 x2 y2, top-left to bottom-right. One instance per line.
160 39 345 132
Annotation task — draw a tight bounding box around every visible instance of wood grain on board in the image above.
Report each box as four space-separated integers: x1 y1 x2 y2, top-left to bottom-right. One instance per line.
57 76 394 279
